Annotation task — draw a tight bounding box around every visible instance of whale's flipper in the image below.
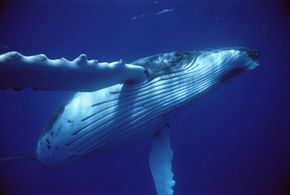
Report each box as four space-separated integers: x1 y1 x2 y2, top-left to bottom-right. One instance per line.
149 128 175 195
0 51 147 92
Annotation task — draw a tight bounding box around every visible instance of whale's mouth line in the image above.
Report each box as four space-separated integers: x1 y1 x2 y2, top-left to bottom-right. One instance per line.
220 67 245 82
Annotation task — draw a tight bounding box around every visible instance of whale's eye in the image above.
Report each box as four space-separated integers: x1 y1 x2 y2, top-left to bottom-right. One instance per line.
247 51 261 61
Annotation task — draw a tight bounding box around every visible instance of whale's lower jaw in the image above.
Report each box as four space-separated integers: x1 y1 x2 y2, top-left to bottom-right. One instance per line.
36 48 259 167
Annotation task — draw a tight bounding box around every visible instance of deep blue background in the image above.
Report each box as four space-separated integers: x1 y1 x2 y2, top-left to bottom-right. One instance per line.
0 0 290 194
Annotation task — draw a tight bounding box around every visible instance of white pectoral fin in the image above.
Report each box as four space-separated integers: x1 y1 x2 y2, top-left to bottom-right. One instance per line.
0 51 147 91
149 128 175 195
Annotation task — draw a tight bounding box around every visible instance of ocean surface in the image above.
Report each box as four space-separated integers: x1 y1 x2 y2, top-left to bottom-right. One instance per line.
0 0 290 194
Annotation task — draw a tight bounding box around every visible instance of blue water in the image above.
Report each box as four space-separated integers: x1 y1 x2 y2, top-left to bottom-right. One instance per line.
0 0 290 194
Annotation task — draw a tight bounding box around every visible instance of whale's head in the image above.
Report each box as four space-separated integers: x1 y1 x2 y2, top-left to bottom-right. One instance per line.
182 48 260 95
216 49 260 83
130 47 259 97
195 48 260 80
132 47 260 81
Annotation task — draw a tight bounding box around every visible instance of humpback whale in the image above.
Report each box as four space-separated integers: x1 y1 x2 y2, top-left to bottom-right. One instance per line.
0 48 260 195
